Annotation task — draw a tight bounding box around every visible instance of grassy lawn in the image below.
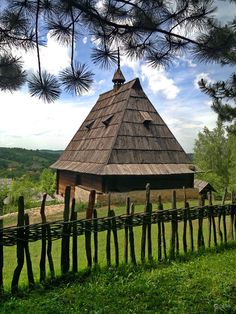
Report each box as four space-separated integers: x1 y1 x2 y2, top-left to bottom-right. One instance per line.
1 246 236 313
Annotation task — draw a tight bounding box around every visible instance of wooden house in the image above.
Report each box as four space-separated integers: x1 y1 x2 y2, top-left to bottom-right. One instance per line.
194 179 216 199
51 67 196 195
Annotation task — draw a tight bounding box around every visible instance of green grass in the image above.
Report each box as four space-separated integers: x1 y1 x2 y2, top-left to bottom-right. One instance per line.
1 246 236 313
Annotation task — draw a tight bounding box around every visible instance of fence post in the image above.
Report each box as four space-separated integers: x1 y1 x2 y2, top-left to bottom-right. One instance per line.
93 208 98 266
40 194 47 282
61 186 71 274
218 206 223 244
129 203 136 265
141 183 151 262
85 190 96 269
47 222 55 279
70 198 78 272
172 191 179 256
106 210 112 266
24 214 35 288
222 206 227 243
197 207 205 250
217 188 227 244
183 207 188 254
170 210 177 259
11 196 25 294
157 195 162 261
229 204 235 240
39 193 54 279
124 197 130 263
0 217 3 292
111 209 119 266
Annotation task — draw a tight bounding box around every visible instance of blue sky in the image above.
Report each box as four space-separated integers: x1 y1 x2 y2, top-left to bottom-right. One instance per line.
0 1 235 153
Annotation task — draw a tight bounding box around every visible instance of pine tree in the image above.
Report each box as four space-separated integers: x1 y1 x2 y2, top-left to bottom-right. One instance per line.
199 73 236 124
0 0 235 102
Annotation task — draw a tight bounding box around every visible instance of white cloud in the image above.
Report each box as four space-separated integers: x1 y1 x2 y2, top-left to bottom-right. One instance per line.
96 0 105 10
158 97 218 152
141 65 180 99
193 72 214 89
82 79 106 97
83 37 88 44
215 1 236 23
121 55 140 77
14 33 71 75
0 90 92 150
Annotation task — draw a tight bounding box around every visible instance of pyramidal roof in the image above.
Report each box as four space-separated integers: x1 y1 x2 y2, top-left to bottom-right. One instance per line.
52 78 194 176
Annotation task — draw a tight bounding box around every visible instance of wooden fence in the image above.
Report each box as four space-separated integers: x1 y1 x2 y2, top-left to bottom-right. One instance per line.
0 185 236 294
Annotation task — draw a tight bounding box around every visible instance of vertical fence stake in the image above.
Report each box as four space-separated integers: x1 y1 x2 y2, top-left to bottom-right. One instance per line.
129 203 136 265
208 206 212 248
111 209 119 266
211 206 217 247
93 208 98 266
183 187 187 253
157 195 162 261
70 198 78 273
197 207 205 250
61 187 71 274
124 197 130 263
141 183 151 263
230 204 235 240
85 190 96 269
183 207 188 254
0 218 3 292
40 194 47 282
106 193 111 266
47 223 55 279
218 187 227 244
183 186 188 254
24 214 34 288
187 202 194 252
222 206 227 243
147 202 152 261
170 210 176 259
11 196 25 294
106 210 112 267
170 191 178 259
218 207 223 244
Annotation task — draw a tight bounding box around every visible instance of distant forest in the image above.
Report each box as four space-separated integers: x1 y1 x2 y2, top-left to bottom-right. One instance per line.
0 147 62 180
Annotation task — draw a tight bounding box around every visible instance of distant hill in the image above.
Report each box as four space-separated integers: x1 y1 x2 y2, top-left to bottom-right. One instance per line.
0 147 62 180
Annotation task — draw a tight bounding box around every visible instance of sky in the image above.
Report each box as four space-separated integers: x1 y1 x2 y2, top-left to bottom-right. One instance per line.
0 1 235 153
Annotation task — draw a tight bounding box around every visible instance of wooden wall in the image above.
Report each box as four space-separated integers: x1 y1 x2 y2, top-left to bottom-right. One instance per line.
57 170 77 196
103 173 194 193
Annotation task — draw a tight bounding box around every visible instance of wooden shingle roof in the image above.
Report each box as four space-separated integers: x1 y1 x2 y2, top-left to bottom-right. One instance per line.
52 78 195 176
194 179 216 193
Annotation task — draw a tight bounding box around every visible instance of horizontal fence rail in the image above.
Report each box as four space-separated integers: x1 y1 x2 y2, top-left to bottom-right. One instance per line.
1 205 236 247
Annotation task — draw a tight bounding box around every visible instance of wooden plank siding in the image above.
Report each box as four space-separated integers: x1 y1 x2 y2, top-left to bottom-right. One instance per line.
57 171 77 196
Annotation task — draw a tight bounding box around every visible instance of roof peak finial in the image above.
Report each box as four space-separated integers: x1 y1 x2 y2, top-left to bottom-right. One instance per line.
118 47 120 69
112 47 126 89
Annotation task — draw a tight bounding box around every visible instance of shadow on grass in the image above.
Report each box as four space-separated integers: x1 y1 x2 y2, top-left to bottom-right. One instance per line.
1 241 236 302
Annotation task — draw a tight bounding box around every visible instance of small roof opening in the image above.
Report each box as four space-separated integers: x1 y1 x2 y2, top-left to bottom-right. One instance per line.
102 114 114 127
139 111 153 126
85 120 95 130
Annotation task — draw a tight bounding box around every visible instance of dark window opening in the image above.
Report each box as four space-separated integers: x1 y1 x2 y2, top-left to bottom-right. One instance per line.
102 114 114 127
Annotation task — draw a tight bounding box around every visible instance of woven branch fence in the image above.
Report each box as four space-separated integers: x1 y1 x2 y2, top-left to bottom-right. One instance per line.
0 185 236 293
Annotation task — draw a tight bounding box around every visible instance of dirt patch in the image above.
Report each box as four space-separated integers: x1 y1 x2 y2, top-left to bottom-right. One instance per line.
1 204 65 227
